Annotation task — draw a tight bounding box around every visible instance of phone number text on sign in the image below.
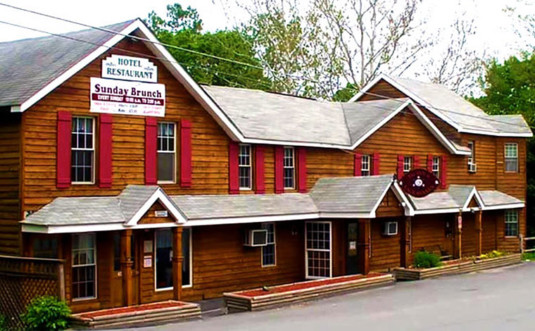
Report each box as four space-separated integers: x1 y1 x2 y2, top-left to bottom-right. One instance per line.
90 77 166 117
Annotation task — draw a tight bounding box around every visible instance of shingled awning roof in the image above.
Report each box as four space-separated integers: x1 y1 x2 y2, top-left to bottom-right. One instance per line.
20 179 525 233
406 185 523 214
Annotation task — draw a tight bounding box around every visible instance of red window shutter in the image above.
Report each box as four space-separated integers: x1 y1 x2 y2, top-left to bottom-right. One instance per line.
180 120 192 188
228 141 239 194
145 117 157 185
440 155 447 189
98 114 113 188
397 155 404 179
372 153 380 175
255 145 265 194
297 147 307 193
413 155 420 169
354 153 362 176
56 111 72 189
427 154 433 172
274 146 284 194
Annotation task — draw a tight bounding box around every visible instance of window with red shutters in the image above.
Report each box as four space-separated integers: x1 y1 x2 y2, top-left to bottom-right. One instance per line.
372 153 380 175
145 117 157 185
228 141 239 194
354 153 362 176
180 120 192 188
274 146 284 194
98 114 112 188
297 147 307 193
440 155 447 189
255 145 265 194
397 155 404 179
57 111 72 189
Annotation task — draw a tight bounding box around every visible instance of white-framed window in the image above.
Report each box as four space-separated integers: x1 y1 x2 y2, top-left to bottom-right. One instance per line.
261 223 276 267
182 228 192 288
468 140 476 165
361 155 371 176
239 144 252 189
432 156 440 177
155 228 192 290
283 147 295 189
157 122 176 183
72 233 97 300
505 143 518 173
71 117 95 184
305 221 332 279
403 156 412 173
505 210 519 237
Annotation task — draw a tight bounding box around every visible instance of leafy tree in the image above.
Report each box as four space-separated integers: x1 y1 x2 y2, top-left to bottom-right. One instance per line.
146 4 272 90
470 54 535 234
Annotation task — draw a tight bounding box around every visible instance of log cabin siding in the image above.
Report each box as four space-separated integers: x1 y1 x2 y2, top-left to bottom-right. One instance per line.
0 111 22 255
20 38 232 215
369 220 400 272
181 222 304 301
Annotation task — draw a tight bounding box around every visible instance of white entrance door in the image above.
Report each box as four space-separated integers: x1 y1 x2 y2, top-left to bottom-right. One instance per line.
305 221 332 279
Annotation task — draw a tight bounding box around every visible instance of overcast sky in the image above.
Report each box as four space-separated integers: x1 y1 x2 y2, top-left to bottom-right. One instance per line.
0 0 532 64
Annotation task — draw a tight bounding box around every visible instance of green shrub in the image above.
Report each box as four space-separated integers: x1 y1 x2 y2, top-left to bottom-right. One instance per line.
0 315 7 331
21 296 71 331
522 252 535 261
413 251 442 268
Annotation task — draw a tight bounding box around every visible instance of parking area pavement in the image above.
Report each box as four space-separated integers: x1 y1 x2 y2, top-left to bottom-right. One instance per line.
136 262 535 331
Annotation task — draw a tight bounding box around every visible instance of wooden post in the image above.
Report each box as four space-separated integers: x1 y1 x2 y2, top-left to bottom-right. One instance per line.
57 263 66 300
400 217 412 268
172 227 184 301
358 219 371 275
475 210 483 256
454 212 462 259
121 229 134 306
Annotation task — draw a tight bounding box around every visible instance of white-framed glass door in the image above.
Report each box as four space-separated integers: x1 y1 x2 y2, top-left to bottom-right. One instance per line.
305 221 332 279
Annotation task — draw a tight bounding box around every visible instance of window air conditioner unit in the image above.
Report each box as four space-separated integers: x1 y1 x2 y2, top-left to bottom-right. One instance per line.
468 162 477 173
382 222 398 236
244 229 268 247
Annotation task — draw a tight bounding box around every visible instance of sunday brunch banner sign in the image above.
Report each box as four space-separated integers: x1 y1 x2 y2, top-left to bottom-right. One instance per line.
90 77 166 117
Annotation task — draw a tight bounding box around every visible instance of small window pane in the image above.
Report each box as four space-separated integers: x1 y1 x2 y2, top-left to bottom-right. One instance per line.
157 123 176 182
284 147 295 189
505 210 519 237
362 155 370 176
239 145 252 189
262 223 275 266
71 117 94 183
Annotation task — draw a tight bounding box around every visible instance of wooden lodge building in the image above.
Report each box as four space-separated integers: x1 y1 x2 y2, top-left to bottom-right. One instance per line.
0 19 531 313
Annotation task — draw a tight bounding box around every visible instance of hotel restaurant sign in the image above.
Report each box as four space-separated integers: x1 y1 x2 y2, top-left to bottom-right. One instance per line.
90 55 165 117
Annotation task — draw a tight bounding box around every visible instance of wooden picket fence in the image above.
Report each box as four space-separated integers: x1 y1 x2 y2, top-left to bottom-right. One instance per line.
0 255 65 329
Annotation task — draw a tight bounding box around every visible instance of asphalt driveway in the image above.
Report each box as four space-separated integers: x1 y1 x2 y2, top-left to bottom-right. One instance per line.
137 262 535 331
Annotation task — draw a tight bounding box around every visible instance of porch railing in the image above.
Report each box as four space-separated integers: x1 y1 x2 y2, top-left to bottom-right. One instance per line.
0 255 65 329
520 235 535 254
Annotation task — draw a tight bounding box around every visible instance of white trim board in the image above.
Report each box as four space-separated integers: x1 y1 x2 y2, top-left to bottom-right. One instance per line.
124 188 187 226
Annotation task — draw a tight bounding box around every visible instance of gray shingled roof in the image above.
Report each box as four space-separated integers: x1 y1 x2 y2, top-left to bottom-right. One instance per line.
387 76 532 136
479 190 524 207
408 185 478 211
309 175 394 214
203 85 417 147
0 20 134 106
202 85 351 145
22 179 526 229
172 194 318 220
24 197 124 226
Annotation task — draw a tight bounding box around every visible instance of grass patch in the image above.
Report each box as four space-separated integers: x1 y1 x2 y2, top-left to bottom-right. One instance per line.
522 252 535 261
